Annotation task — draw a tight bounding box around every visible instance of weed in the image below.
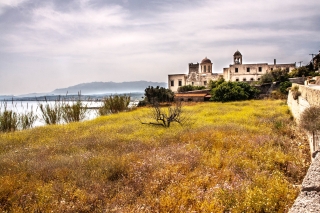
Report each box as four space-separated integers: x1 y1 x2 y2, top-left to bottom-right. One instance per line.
38 98 62 125
98 95 130 115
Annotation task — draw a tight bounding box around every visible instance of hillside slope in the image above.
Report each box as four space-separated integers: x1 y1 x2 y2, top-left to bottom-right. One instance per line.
51 81 167 95
0 100 310 212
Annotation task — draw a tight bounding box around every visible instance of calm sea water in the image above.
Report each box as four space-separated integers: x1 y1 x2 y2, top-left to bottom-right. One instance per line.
0 101 139 127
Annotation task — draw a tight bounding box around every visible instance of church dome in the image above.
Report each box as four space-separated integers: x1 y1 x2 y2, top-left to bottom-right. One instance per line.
234 50 242 56
201 57 212 64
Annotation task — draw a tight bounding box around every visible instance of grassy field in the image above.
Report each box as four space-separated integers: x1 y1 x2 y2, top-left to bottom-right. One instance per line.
0 100 310 212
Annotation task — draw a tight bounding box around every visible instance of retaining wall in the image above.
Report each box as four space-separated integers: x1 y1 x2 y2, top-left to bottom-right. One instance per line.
288 83 320 212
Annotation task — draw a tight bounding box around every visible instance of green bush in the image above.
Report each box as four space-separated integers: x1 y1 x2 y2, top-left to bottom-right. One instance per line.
279 81 292 94
144 86 174 104
177 85 206 92
39 101 63 125
20 111 37 130
62 100 88 123
259 68 289 84
210 81 259 102
259 73 273 84
208 77 225 89
0 109 19 132
288 66 312 78
99 95 131 115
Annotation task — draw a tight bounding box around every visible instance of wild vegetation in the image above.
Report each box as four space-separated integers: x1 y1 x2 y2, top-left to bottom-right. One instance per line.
0 102 37 132
143 86 174 104
0 94 132 133
288 65 319 78
137 102 193 127
98 95 131 115
177 85 206 92
209 79 259 102
0 100 310 212
299 106 320 154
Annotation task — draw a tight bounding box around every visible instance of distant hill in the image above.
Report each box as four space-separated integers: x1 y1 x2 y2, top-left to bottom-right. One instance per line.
51 81 167 95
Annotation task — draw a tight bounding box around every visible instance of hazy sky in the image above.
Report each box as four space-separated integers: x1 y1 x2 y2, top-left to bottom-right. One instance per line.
0 0 320 95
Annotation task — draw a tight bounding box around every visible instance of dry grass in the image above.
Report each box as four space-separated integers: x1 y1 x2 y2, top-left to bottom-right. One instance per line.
0 100 310 212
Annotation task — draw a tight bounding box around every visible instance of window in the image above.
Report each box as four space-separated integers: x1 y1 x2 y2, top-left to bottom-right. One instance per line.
204 66 206 73
250 78 254 81
178 80 182 86
271 68 273 71
204 81 207 85
236 79 239 81
243 78 246 81
192 82 194 86
171 80 174 87
257 78 261 81
235 68 238 73
258 67 262 72
247 67 250 72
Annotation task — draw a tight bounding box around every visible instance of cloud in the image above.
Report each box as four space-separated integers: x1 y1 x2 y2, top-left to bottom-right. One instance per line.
0 0 28 14
0 0 320 94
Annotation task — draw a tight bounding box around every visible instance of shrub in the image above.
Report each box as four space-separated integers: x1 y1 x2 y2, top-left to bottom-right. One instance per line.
98 95 131 115
259 72 274 84
210 81 259 102
288 66 312 78
270 68 289 82
0 108 19 132
62 100 88 123
259 68 290 85
279 81 292 94
299 106 320 152
39 100 62 125
20 111 37 130
177 85 206 92
144 86 174 104
137 102 193 127
208 77 225 89
291 85 301 100
270 90 287 99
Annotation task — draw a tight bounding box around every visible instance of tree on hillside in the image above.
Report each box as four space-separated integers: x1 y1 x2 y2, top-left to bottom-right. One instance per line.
210 81 259 102
137 102 193 128
144 86 174 104
288 67 309 78
208 77 225 89
259 68 289 84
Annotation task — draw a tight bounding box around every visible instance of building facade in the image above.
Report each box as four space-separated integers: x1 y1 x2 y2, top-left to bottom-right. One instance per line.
168 57 222 92
223 50 296 82
168 51 296 92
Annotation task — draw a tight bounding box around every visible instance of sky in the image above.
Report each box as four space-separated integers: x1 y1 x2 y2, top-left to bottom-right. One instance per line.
0 0 320 95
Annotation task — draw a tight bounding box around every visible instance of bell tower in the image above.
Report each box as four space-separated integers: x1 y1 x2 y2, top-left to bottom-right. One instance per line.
233 50 242 65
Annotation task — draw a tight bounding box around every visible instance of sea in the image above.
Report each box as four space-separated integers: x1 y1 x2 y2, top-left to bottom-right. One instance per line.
0 100 140 127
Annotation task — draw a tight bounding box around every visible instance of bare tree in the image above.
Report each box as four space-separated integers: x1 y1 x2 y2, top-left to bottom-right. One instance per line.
137 102 193 127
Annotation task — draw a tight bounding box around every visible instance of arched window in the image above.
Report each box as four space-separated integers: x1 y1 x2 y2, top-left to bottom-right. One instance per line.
204 65 206 73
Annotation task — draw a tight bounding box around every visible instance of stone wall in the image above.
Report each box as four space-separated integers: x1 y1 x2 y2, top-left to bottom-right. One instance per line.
288 83 320 212
289 154 320 212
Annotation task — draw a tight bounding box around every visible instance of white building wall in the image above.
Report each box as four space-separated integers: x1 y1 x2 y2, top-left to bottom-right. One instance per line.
168 74 187 92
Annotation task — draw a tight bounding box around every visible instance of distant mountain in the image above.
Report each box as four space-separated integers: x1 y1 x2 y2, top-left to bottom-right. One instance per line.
51 81 167 95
